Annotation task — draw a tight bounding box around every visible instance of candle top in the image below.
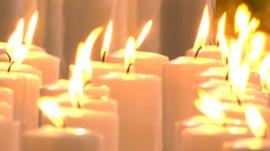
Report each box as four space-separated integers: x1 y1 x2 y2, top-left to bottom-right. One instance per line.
0 62 41 76
62 107 117 119
99 71 160 81
170 56 220 65
0 70 41 81
224 138 270 150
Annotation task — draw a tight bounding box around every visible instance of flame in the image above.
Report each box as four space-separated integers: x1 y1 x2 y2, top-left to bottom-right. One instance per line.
245 105 268 138
24 11 38 46
124 37 136 70
38 98 65 128
101 20 113 59
195 90 226 121
259 54 270 90
136 20 153 48
248 32 266 65
217 13 229 63
193 5 210 53
69 27 103 108
235 4 251 34
7 19 25 64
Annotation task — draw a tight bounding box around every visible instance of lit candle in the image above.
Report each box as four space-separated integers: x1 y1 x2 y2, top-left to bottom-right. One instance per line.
24 100 103 151
106 20 169 76
96 37 162 151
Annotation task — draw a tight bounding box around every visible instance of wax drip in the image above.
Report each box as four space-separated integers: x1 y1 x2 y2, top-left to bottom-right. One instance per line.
194 46 202 59
126 63 133 74
7 61 15 73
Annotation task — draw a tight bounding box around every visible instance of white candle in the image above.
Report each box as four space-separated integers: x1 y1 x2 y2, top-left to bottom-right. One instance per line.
23 126 103 151
96 71 162 151
0 87 13 120
0 71 41 130
107 49 169 76
162 56 221 150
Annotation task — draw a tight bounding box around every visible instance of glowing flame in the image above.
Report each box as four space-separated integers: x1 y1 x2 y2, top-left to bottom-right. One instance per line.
217 13 229 63
69 27 103 108
7 19 25 64
235 4 251 34
124 37 136 70
24 11 38 46
193 5 210 53
38 98 65 128
259 54 270 90
245 105 268 138
248 32 266 65
101 20 113 59
136 20 153 48
195 90 226 121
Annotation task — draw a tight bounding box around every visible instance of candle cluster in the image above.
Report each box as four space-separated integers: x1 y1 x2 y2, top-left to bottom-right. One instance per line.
0 2 270 151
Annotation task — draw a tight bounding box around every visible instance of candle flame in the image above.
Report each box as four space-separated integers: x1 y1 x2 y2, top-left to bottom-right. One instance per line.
248 32 266 66
259 54 270 90
217 13 229 64
69 27 103 108
101 20 113 60
24 11 38 46
193 5 210 53
38 98 65 128
124 37 136 71
195 90 226 122
136 20 153 48
235 4 251 34
245 105 268 138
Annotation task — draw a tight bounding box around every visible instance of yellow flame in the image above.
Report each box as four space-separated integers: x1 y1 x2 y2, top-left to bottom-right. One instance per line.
235 4 251 34
7 19 25 64
195 90 226 121
24 11 38 46
124 37 136 70
136 20 153 48
69 27 103 108
248 32 266 65
38 98 65 128
217 13 229 63
193 5 210 53
101 20 113 59
259 54 270 90
245 105 268 138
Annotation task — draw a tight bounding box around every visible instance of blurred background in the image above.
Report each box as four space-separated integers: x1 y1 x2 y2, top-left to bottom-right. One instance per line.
1 0 267 77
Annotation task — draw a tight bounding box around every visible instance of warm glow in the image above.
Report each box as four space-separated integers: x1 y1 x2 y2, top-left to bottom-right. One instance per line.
101 20 113 59
7 19 26 64
24 11 38 46
259 54 270 90
193 5 210 53
245 105 268 138
235 4 251 34
124 37 136 70
195 90 226 122
38 98 65 128
248 32 266 65
217 13 229 64
69 27 103 108
136 20 153 48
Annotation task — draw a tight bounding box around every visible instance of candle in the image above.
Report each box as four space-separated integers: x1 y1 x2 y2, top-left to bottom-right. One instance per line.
0 71 41 130
162 56 221 151
0 116 20 151
0 87 13 120
223 105 270 151
24 101 103 151
106 20 169 76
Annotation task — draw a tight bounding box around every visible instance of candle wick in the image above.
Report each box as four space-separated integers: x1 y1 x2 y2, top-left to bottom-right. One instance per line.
83 80 92 88
225 57 229 65
0 50 12 62
76 96 82 109
216 41 220 47
7 61 15 73
126 63 133 74
225 71 229 81
62 118 66 129
236 97 242 106
101 51 107 63
194 46 202 59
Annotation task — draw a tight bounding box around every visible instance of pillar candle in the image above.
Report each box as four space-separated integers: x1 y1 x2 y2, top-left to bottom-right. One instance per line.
0 71 41 130
0 117 20 151
185 45 221 60
96 72 162 151
162 56 221 151
107 49 169 76
0 87 13 120
23 126 103 151
223 138 270 151
175 124 251 151
40 79 110 98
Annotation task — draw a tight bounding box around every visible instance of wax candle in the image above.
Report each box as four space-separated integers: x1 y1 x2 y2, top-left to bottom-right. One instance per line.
0 87 13 120
0 116 20 151
186 45 221 60
0 71 41 130
162 56 221 151
96 71 162 151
